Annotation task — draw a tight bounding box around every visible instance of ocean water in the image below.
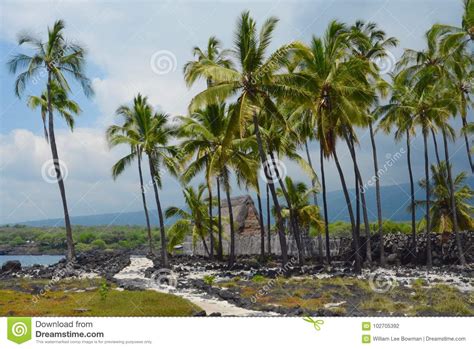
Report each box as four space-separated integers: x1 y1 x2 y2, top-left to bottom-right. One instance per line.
0 255 63 267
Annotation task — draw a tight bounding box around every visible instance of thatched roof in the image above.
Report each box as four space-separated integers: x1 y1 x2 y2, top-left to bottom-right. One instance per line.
220 195 262 236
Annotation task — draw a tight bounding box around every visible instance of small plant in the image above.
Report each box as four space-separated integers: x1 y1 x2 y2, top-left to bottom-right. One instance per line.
99 281 109 301
203 275 216 286
251 275 267 283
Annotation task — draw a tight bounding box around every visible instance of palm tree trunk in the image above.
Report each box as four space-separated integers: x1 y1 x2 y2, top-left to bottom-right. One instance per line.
460 115 474 173
46 74 75 262
224 181 236 267
252 113 288 266
369 122 385 266
137 153 153 255
256 182 265 259
217 176 223 260
201 234 210 256
304 141 323 262
148 155 168 268
431 128 441 166
354 160 361 257
346 133 372 264
441 128 466 266
319 146 331 264
333 147 361 274
269 152 304 265
266 183 271 255
422 130 432 269
207 181 214 258
406 130 417 259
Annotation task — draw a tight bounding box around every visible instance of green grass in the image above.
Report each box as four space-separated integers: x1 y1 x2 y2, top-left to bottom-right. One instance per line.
0 278 201 317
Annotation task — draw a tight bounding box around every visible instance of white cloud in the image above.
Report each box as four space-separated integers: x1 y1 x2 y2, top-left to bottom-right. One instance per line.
0 128 185 223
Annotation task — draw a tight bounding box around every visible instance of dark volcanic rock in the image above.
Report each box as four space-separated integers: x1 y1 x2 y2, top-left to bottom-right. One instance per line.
1 260 21 273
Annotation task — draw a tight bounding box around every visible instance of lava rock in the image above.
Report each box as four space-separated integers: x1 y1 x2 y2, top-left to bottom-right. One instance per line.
1 260 21 273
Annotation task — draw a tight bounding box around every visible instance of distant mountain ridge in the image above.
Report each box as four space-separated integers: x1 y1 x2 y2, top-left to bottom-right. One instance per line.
13 178 473 227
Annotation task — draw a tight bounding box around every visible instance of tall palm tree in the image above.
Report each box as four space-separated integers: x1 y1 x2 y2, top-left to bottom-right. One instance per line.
378 74 418 259
185 11 309 266
108 94 179 267
8 20 93 261
106 107 154 255
179 103 230 259
349 20 398 265
178 103 229 258
165 185 215 255
382 73 452 268
183 37 234 256
296 22 375 273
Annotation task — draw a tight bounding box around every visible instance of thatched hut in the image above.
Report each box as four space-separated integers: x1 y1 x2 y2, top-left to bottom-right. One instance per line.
220 195 262 236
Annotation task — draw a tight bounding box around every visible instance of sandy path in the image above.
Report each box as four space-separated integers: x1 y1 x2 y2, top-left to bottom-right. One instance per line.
114 256 273 316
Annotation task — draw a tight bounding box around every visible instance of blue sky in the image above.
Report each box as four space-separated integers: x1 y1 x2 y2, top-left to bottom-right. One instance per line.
0 0 471 223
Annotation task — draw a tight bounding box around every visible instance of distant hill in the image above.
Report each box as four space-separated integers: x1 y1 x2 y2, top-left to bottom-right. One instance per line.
14 178 473 227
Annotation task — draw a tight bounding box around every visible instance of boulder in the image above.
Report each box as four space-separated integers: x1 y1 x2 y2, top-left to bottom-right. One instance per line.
1 260 21 273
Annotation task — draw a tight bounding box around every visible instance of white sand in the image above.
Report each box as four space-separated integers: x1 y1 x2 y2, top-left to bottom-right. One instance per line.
114 257 274 316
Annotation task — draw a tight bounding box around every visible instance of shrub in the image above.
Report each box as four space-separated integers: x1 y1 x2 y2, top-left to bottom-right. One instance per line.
203 275 216 286
91 239 107 249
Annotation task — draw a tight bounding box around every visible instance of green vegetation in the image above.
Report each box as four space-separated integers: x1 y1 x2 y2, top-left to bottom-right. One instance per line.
0 225 162 254
0 278 201 317
203 275 217 286
215 276 474 316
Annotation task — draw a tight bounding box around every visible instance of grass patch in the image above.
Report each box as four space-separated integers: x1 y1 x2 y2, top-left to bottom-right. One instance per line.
0 278 201 317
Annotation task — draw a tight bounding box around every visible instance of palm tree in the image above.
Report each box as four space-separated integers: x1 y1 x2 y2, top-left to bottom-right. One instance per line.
108 94 179 267
165 185 215 255
183 37 234 256
416 162 473 235
382 73 452 268
106 107 154 255
378 74 418 259
349 20 398 265
179 103 258 266
277 177 325 257
184 36 233 88
185 11 309 266
179 103 229 259
432 0 473 55
296 22 375 273
444 51 474 172
441 127 468 265
8 20 93 261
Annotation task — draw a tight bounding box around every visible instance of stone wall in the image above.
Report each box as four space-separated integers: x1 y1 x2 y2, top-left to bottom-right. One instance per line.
180 234 346 257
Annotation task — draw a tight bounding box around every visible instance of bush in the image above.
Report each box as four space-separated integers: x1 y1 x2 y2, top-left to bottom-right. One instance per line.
11 236 25 246
91 239 107 249
78 232 96 244
203 275 216 286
